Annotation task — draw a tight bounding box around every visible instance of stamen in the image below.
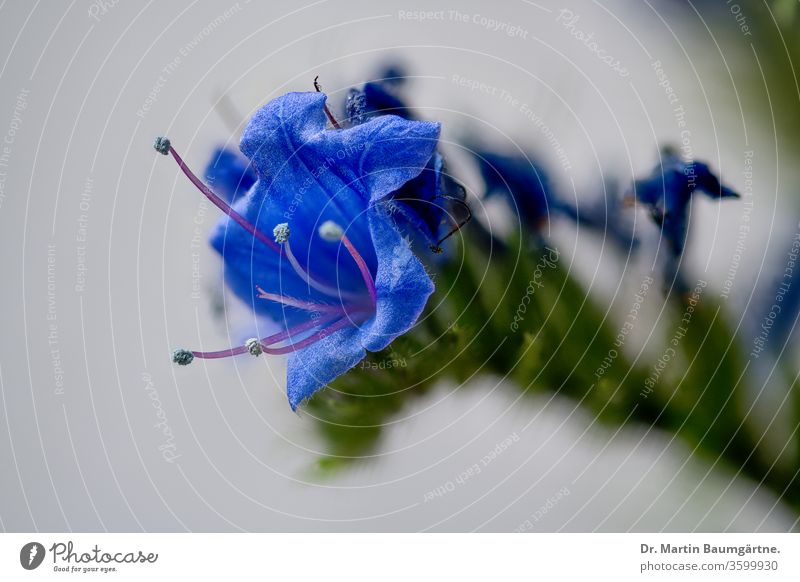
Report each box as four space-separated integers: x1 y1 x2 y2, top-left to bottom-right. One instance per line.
154 137 281 254
255 285 346 313
272 222 365 304
318 221 377 306
313 76 342 129
260 316 356 355
176 313 341 362
342 234 377 307
258 312 341 347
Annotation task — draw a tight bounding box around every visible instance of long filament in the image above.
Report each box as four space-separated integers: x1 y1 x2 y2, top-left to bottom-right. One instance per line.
341 234 377 306
283 240 363 303
260 317 356 355
189 314 339 360
255 286 346 313
168 145 281 254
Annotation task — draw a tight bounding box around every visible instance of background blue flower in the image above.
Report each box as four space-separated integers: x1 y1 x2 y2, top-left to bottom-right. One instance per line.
471 145 637 251
632 148 739 257
344 64 413 123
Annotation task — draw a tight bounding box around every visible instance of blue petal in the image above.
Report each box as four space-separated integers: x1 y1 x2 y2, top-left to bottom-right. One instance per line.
239 92 329 180
286 327 365 410
693 161 740 199
285 209 434 408
358 209 435 351
633 173 668 208
346 114 440 204
241 92 439 207
204 147 256 203
376 63 409 88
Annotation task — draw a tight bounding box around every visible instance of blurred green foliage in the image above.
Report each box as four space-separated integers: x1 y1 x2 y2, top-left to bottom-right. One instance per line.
306 0 800 516
308 226 800 514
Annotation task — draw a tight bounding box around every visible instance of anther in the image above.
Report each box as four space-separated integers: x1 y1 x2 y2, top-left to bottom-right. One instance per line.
245 338 263 356
172 348 194 365
318 220 344 241
153 136 171 155
273 223 290 244
317 220 376 305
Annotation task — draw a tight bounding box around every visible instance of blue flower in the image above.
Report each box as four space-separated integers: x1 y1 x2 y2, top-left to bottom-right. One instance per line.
204 146 256 203
471 146 638 251
471 147 555 228
631 149 739 256
159 91 439 409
